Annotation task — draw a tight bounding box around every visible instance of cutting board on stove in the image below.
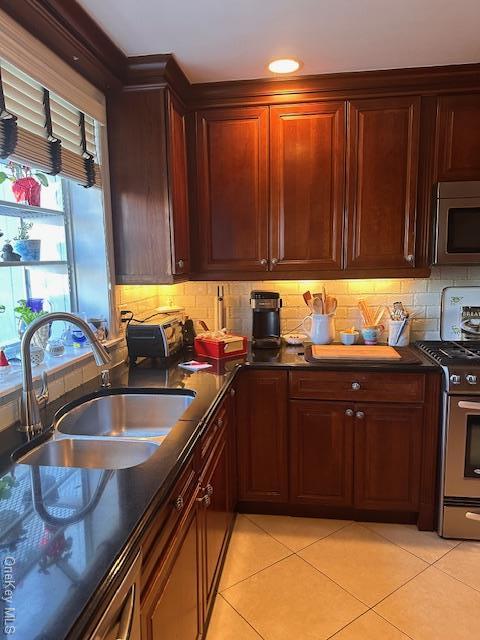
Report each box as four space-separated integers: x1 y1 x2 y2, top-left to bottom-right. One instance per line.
311 345 402 360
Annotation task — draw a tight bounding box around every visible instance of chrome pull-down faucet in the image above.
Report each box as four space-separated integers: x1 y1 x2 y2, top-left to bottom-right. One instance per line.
20 312 111 440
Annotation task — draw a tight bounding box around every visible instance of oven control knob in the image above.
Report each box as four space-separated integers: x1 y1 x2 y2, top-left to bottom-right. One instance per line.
466 374 478 385
450 374 462 385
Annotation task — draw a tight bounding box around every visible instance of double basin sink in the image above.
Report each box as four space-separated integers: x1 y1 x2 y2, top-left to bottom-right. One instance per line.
15 390 196 470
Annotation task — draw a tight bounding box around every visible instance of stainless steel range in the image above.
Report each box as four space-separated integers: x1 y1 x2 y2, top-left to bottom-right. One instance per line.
416 340 480 540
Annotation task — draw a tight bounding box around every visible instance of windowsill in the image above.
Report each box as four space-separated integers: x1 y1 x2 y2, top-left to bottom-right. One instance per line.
0 336 124 403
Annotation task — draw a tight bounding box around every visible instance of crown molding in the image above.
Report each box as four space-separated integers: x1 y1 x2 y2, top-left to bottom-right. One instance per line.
0 0 126 90
124 53 191 100
189 63 480 107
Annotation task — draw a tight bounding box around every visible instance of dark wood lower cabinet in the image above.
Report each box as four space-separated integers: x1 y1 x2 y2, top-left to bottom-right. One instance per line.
141 485 202 640
289 400 354 507
236 370 288 503
354 403 423 512
236 369 440 529
140 394 235 640
200 425 233 614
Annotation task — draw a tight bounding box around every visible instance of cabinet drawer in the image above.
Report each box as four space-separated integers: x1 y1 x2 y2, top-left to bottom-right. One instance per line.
289 370 425 403
141 459 197 594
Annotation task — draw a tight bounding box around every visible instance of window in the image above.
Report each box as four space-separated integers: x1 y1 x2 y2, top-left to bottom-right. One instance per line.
0 158 111 351
0 53 113 360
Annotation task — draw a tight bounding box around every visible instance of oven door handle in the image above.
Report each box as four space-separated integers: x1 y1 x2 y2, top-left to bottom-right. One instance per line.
458 401 480 411
466 511 480 523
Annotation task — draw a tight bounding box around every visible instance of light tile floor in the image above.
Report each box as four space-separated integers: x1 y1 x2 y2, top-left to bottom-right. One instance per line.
206 514 480 640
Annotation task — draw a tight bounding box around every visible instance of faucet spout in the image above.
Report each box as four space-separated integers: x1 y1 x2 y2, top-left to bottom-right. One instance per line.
20 312 111 440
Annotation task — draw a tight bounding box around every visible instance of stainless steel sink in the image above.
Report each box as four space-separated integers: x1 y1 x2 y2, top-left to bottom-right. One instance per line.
16 438 159 469
56 391 196 439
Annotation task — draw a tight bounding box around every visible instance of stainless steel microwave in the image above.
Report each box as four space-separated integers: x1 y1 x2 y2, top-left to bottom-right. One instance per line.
433 181 480 264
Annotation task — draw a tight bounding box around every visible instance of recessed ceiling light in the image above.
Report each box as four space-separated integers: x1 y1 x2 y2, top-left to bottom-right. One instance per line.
268 58 300 74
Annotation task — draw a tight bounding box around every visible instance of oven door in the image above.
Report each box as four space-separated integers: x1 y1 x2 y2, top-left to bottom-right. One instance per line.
434 197 480 264
445 397 480 498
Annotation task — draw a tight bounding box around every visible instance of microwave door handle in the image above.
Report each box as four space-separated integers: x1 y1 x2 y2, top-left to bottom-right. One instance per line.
466 512 480 523
117 584 136 640
458 401 480 411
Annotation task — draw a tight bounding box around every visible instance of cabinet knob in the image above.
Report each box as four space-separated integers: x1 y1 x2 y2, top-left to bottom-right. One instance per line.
345 409 354 417
217 417 223 428
175 496 184 512
406 254 414 264
271 257 279 266
230 387 236 397
177 259 185 269
351 382 361 391
206 483 214 496
260 258 268 266
356 411 365 419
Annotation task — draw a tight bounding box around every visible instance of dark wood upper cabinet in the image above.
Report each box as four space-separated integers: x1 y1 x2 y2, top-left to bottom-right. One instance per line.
236 369 288 503
436 93 480 181
346 96 421 270
354 403 423 512
108 87 190 284
289 400 354 507
195 107 269 272
270 102 346 271
167 92 190 275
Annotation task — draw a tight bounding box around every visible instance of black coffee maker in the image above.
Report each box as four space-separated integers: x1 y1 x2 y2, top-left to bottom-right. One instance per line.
250 290 282 349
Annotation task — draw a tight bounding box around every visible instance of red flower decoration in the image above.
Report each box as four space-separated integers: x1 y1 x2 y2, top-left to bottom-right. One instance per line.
12 177 41 206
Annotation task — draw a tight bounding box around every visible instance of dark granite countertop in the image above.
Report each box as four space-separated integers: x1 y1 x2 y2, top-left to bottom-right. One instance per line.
0 344 439 640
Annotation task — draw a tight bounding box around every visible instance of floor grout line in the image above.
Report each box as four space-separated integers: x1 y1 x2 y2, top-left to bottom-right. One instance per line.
430 562 480 594
215 594 266 640
370 562 432 609
359 521 461 565
242 512 355 553
219 551 295 594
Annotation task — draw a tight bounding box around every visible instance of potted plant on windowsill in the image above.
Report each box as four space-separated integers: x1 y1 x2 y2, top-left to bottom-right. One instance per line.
12 219 41 261
0 161 49 207
15 299 49 356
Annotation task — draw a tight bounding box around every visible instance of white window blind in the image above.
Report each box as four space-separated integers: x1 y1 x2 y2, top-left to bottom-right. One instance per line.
0 59 101 187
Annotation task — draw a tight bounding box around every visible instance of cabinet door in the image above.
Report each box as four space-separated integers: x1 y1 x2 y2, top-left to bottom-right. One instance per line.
346 96 420 269
167 91 190 275
236 370 288 502
142 489 202 640
201 428 233 612
354 404 423 512
195 107 269 272
436 93 480 180
270 102 345 271
289 400 354 506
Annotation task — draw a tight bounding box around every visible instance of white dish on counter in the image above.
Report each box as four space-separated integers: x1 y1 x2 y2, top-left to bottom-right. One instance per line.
283 333 307 345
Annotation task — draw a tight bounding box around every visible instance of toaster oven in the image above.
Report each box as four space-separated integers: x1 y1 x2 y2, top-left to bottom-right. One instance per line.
126 315 183 365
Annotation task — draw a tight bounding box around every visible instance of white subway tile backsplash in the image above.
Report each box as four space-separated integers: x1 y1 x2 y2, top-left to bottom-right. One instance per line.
0 399 19 431
114 266 478 344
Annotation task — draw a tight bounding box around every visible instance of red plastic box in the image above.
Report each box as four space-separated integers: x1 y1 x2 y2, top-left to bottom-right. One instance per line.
194 335 248 359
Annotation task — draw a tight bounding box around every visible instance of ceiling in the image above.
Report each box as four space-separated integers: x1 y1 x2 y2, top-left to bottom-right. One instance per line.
77 0 480 83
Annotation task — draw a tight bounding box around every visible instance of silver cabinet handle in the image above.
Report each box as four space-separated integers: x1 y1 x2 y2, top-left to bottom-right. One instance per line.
206 483 214 496
197 493 211 507
177 258 185 270
271 257 279 266
260 258 268 266
230 387 236 397
351 382 361 391
345 409 354 417
217 417 223 428
117 584 136 640
175 496 184 512
466 511 480 522
406 254 414 263
356 411 365 419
